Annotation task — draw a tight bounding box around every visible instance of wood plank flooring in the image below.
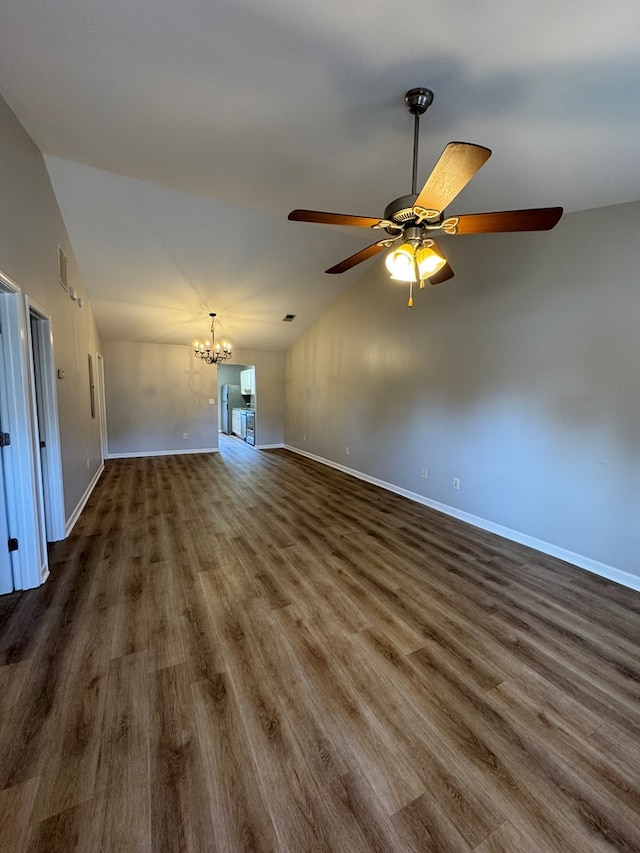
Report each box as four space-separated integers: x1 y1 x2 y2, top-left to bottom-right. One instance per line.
1 435 639 851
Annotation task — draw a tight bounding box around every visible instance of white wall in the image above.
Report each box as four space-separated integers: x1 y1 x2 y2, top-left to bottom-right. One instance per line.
285 201 640 582
0 93 103 524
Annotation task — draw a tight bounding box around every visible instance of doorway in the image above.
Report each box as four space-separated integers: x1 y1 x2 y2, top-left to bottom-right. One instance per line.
216 362 257 441
27 300 66 542
95 352 108 462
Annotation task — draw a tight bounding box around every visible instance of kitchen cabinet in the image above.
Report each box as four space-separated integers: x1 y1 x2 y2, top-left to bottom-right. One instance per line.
231 408 244 437
240 367 255 395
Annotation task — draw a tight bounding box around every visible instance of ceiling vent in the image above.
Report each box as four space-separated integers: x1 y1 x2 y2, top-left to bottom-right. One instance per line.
282 314 297 322
57 245 68 291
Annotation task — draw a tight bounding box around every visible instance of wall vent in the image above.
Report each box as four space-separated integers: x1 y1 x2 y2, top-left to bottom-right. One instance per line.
282 314 297 322
57 245 68 291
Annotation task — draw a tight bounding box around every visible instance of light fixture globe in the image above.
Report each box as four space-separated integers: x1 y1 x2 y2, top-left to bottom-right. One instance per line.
416 244 446 278
385 239 446 283
385 243 415 281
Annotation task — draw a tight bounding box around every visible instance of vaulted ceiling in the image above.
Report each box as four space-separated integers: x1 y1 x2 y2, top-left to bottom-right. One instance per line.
1 0 639 350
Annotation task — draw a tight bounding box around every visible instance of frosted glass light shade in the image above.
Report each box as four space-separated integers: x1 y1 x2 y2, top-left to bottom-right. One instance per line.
386 242 446 282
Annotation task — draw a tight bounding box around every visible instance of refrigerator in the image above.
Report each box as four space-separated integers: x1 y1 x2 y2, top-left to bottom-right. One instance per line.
220 384 244 434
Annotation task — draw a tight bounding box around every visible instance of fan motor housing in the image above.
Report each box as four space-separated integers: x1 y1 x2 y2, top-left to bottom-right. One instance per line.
384 194 418 226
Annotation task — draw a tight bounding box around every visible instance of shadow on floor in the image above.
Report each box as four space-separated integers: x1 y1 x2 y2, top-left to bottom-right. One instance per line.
0 591 22 632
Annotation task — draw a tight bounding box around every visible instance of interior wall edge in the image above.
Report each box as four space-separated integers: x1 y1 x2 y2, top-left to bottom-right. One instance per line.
64 462 104 537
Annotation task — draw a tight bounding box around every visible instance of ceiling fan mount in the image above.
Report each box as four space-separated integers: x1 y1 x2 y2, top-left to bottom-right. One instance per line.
288 87 563 298
404 87 434 116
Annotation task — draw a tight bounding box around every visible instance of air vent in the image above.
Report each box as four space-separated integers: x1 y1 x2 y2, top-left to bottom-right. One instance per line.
282 314 297 322
57 245 68 291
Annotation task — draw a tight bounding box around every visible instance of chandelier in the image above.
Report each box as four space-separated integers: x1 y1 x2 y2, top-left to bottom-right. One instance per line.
193 312 232 364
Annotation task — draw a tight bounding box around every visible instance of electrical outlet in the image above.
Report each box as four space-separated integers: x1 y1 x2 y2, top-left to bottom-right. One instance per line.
421 467 428 479
345 446 350 455
453 477 460 490
183 433 188 439
86 458 90 469
208 398 215 405
303 433 306 441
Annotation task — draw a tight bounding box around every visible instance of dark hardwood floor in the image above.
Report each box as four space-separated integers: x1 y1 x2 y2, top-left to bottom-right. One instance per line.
1 436 639 851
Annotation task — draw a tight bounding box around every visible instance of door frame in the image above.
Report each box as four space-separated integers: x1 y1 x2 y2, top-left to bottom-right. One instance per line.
95 351 108 463
26 297 66 542
0 269 48 588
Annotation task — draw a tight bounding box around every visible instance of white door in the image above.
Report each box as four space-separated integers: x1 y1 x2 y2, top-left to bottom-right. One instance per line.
0 354 15 593
0 276 52 589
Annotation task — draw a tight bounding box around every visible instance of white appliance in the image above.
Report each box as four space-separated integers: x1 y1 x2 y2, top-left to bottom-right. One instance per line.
220 384 244 434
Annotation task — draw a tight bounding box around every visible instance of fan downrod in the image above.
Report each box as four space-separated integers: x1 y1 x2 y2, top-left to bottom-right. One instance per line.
404 87 433 115
405 87 433 196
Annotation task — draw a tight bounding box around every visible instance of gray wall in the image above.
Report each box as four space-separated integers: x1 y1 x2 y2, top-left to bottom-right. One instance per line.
235 348 285 447
285 201 640 580
103 342 284 454
0 93 103 521
103 341 218 455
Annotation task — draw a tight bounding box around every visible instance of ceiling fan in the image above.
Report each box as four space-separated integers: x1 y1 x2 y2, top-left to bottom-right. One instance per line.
288 87 563 306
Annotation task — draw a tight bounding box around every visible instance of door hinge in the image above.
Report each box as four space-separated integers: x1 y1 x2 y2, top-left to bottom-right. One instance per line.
8 538 18 553
0 433 10 447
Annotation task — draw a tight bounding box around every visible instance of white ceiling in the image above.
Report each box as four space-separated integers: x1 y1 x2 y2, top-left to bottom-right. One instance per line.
1 0 639 350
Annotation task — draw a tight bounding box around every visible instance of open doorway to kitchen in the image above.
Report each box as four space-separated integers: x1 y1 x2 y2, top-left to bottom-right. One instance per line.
216 362 256 445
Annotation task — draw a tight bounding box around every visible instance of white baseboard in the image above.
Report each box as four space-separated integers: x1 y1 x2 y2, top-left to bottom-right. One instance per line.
257 443 285 450
284 445 640 593
107 447 219 459
65 462 105 536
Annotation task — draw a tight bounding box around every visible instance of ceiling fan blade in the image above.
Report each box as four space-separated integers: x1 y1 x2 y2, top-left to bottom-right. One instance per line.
426 240 454 285
414 142 492 215
325 241 388 274
447 207 563 235
428 263 454 285
288 209 382 229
